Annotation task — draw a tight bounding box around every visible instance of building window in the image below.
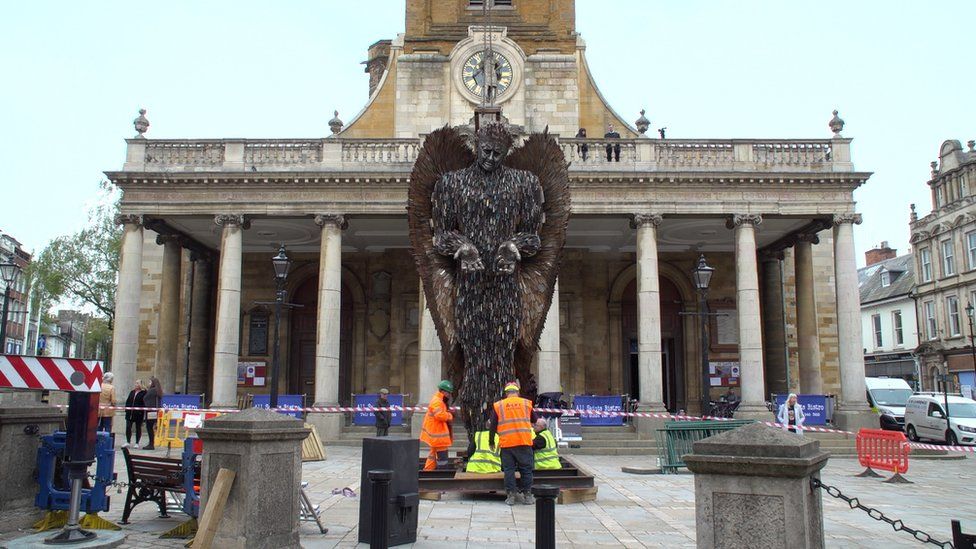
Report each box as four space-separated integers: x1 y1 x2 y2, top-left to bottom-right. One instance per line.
469 0 512 5
967 232 976 270
924 300 937 340
942 239 955 276
880 270 891 287
893 310 904 346
919 248 932 282
872 314 883 348
947 295 961 337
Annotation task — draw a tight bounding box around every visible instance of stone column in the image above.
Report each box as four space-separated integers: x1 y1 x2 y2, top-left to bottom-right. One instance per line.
536 280 561 394
187 257 212 395
794 234 823 394
832 213 874 431
155 235 182 394
760 251 788 396
633 214 665 411
110 214 144 400
731 214 770 419
211 214 246 408
412 285 442 437
310 214 346 442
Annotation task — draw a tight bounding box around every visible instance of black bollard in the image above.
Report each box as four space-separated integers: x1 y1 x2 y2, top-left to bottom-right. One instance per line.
532 484 560 549
368 469 393 549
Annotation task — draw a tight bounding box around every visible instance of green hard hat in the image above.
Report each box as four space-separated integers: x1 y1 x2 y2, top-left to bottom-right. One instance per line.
437 380 455 393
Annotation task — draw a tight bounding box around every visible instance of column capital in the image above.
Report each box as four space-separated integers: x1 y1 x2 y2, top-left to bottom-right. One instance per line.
728 214 763 228
214 214 248 228
113 213 143 227
832 213 863 226
155 234 184 246
795 232 820 245
314 214 348 230
630 213 663 229
758 249 784 262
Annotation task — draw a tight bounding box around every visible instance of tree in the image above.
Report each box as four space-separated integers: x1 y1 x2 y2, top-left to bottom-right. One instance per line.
33 182 121 329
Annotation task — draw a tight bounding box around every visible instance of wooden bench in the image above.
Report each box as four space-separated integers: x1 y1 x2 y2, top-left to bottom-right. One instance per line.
120 447 198 524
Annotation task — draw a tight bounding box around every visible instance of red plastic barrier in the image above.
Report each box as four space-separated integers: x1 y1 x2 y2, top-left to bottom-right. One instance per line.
856 428 909 474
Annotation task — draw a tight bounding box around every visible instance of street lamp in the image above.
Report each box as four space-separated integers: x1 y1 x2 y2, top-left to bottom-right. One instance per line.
269 245 292 409
0 262 22 354
966 302 976 399
692 254 715 416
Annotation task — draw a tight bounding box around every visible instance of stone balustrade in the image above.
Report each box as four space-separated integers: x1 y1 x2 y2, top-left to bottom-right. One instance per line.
124 136 853 173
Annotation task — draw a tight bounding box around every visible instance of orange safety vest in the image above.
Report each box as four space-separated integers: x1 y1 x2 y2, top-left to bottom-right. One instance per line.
420 392 453 450
493 396 534 448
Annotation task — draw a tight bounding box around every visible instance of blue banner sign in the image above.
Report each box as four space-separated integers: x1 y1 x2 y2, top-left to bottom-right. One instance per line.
352 394 404 426
161 394 203 410
573 395 623 426
773 394 829 426
252 394 304 419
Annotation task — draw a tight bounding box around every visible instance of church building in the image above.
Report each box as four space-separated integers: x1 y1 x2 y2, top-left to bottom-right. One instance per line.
106 0 876 438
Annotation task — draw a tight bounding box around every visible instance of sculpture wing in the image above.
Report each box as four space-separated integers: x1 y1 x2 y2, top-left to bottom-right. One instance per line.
505 129 571 390
407 126 474 386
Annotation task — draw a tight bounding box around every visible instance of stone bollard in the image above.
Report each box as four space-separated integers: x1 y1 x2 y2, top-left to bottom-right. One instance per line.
683 422 829 549
0 395 64 530
196 407 310 549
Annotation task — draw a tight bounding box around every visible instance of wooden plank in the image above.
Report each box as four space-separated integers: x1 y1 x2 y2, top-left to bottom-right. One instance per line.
419 491 442 501
557 486 598 504
302 423 326 462
191 468 236 549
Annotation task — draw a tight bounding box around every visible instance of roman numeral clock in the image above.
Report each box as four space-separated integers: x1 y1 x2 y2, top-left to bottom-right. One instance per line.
461 50 514 100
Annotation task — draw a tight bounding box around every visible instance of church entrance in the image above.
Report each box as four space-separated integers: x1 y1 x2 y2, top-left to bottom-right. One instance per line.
288 276 353 405
620 276 685 411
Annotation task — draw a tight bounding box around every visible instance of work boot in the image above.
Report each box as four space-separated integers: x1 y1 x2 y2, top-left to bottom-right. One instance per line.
522 491 535 505
505 491 517 506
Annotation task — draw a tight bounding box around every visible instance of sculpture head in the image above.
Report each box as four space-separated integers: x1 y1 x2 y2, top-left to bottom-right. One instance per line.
476 123 513 173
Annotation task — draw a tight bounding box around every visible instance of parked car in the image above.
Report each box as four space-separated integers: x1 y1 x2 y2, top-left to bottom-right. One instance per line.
865 377 913 431
904 393 976 446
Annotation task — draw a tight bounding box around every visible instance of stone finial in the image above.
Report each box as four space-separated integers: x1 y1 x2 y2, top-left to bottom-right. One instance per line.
910 203 918 223
635 109 650 135
968 140 975 153
930 161 939 177
828 109 844 137
133 108 150 138
328 110 344 135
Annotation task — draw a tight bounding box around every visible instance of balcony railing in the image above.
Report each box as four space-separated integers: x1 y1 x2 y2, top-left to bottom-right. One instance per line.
124 136 853 174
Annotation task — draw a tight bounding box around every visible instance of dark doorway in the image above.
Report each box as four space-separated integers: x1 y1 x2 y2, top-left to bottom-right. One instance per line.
620 276 684 411
288 277 353 405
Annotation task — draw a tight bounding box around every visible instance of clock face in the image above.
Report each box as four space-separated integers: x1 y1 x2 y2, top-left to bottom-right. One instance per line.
461 50 513 99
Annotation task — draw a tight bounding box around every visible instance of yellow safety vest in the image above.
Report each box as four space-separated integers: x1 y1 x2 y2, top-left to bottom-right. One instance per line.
534 429 561 470
465 431 501 473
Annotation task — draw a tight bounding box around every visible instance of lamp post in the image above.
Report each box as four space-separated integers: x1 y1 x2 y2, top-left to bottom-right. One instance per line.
269 245 292 409
966 302 976 398
0 262 22 354
692 254 715 416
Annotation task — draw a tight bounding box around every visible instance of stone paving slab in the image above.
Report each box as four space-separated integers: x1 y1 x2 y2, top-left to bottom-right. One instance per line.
0 444 972 548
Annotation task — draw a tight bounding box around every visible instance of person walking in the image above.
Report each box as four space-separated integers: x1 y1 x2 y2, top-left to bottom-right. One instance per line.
122 379 146 448
420 380 454 470
375 388 392 437
97 372 116 434
143 376 163 450
777 393 806 435
532 418 561 470
491 382 536 505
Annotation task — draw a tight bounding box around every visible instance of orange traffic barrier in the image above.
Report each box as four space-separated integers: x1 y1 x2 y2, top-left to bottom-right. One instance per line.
855 428 911 483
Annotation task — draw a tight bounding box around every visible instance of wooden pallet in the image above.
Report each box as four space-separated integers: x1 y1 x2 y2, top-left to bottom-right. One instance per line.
302 423 326 461
417 456 598 504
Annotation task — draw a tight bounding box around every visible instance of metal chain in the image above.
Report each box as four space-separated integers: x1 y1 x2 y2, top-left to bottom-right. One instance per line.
810 477 953 548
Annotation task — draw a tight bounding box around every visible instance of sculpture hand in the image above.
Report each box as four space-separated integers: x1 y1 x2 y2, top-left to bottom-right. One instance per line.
495 241 521 275
455 243 484 273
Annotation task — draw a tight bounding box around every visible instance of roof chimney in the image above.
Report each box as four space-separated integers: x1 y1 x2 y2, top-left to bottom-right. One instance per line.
865 241 896 266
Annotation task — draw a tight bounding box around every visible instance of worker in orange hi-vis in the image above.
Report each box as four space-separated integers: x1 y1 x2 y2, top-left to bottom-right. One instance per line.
420 380 455 470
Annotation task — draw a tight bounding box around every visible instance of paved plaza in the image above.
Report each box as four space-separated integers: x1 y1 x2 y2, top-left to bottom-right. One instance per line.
1 446 971 548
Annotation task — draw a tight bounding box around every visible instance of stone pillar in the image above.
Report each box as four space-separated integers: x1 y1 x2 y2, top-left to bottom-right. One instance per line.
110 214 144 400
188 257 212 395
196 408 310 549
0 402 64 530
794 234 823 394
211 214 246 408
309 214 345 442
760 251 788 396
684 423 829 549
155 235 182 394
536 280 561 394
412 285 442 437
832 214 874 431
633 214 665 410
731 214 770 418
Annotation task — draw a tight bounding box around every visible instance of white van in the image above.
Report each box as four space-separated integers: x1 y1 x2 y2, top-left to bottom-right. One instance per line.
904 394 976 446
864 377 914 431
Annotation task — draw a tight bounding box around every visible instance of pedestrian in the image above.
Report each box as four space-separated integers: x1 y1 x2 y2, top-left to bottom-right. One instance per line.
420 380 454 470
575 127 589 161
532 418 561 470
143 376 163 450
98 372 116 434
777 393 806 435
604 123 621 162
490 382 536 505
375 388 392 437
122 379 146 448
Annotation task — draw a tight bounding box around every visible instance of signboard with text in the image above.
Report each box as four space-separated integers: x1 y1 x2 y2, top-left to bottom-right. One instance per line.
573 395 623 426
352 393 405 426
773 394 830 425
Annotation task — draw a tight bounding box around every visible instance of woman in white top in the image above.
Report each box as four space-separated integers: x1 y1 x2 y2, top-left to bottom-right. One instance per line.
777 393 806 435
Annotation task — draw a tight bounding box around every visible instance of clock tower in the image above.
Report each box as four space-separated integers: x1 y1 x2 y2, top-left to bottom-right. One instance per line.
340 0 637 140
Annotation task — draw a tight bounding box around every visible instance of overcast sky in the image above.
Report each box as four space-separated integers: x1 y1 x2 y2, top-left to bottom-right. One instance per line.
2 1 973 266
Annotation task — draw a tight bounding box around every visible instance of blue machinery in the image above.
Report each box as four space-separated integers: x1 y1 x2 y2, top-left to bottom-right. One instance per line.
35 430 115 514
